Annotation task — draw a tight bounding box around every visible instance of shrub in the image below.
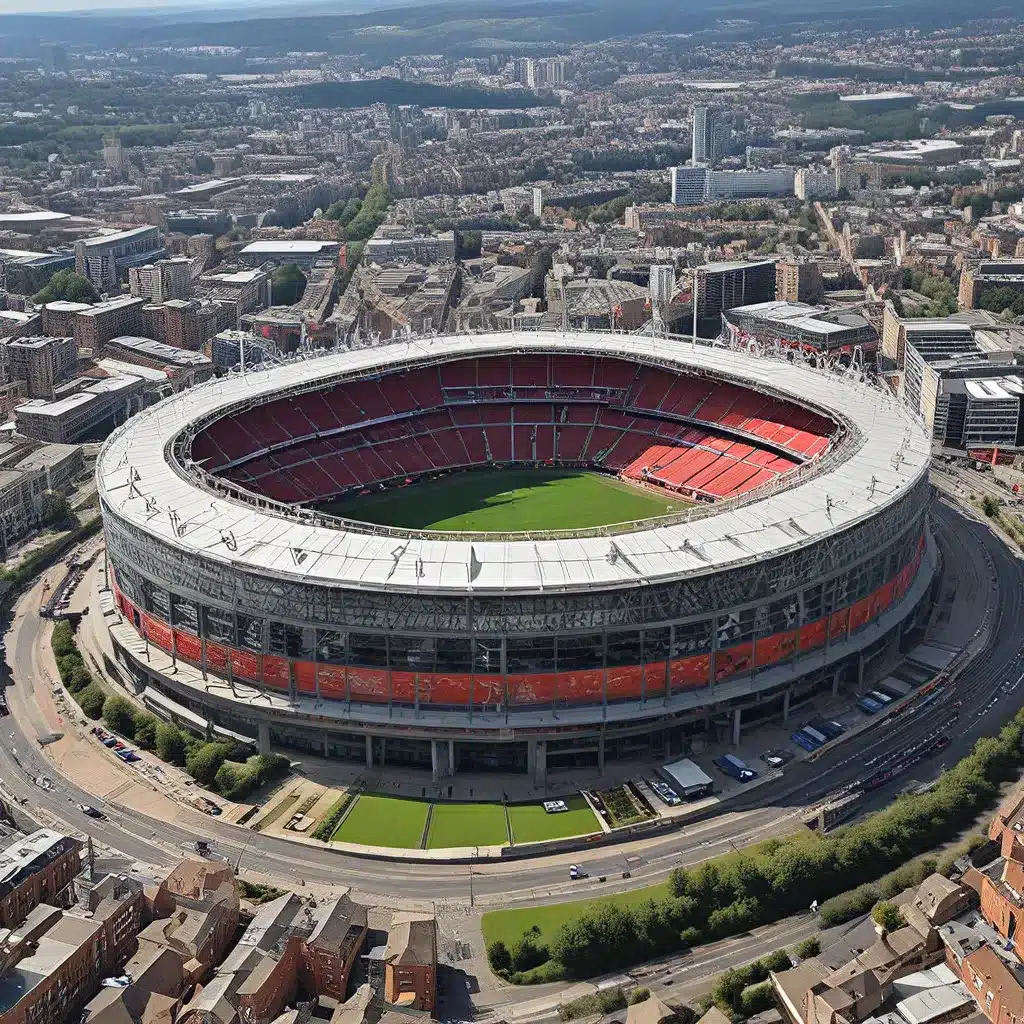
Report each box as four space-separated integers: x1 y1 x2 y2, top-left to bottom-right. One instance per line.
77 683 106 719
51 620 76 658
68 665 93 693
793 937 821 959
488 940 512 973
982 495 1000 518
155 723 187 765
680 926 703 946
629 988 650 1005
56 653 81 684
739 981 776 1017
511 930 549 973
133 714 158 750
818 884 880 927
311 791 356 841
102 695 137 738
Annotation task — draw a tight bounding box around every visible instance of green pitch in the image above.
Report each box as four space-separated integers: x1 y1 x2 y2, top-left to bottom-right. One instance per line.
320 469 690 532
507 796 601 844
331 795 429 848
426 802 510 849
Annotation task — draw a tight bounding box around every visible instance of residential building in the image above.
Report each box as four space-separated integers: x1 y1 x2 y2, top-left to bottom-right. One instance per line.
776 261 825 305
102 135 126 174
71 296 146 351
74 227 164 292
174 890 367 1024
695 259 776 336
692 105 726 166
211 330 274 371
142 298 226 351
794 168 837 200
101 335 214 387
14 374 145 443
363 230 457 265
0 335 77 399
129 257 194 303
0 879 143 1024
0 249 75 296
670 165 795 205
384 912 436 1012
0 469 45 557
771 873 974 1024
41 301 93 338
197 266 272 318
649 265 676 305
11 443 84 493
0 830 82 929
0 310 41 340
959 260 1024 310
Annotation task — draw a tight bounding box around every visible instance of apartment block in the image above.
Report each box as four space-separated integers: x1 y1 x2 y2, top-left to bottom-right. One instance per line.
0 335 77 399
41 301 93 338
74 226 165 291
0 830 82 929
384 912 437 1012
72 296 146 351
129 256 194 303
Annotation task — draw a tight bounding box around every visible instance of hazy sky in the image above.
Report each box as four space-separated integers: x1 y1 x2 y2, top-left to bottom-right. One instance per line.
0 0 237 12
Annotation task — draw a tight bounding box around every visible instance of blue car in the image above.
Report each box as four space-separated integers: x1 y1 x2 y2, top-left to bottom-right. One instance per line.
857 696 883 714
792 730 820 752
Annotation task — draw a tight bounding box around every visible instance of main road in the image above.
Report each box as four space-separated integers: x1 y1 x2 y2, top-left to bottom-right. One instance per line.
0 494 1018 909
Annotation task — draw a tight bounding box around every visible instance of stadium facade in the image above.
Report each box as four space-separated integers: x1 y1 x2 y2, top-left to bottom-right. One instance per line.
96 332 935 781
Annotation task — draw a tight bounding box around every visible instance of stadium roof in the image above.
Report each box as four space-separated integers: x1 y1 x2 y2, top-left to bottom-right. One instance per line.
96 332 930 596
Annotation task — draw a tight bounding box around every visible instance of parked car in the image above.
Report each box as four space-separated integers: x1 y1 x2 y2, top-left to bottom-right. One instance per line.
569 864 587 880
79 804 104 819
648 779 681 805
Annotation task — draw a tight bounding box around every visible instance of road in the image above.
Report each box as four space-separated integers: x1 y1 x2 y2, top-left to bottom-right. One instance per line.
0 495 1021 911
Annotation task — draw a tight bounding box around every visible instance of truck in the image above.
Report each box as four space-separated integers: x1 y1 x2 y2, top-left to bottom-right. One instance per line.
868 690 893 704
713 753 758 782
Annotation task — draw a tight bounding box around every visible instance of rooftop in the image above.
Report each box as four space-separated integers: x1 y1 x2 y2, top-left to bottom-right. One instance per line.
96 331 930 595
240 240 339 255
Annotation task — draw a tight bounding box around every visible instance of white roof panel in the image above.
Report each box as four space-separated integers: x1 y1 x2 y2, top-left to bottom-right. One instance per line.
96 331 930 596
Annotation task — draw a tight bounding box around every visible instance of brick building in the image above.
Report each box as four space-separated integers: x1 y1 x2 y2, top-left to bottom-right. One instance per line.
0 830 82 929
129 256 193 303
776 260 825 305
72 296 145 351
384 911 437 1012
41 301 93 338
0 335 78 399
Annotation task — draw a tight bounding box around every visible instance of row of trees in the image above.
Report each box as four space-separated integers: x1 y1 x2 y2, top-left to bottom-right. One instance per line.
322 178 391 242
51 622 288 801
977 287 1024 318
489 703 1024 982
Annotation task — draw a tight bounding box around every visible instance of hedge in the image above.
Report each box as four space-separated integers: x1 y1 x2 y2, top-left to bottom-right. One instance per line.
311 789 359 841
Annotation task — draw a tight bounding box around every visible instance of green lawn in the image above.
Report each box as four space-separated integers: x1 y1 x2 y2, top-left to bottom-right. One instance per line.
426 802 510 849
507 796 600 845
319 469 690 533
482 880 672 950
331 795 429 848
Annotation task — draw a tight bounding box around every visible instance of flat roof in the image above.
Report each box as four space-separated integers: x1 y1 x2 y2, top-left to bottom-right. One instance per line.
96 331 930 595
661 758 713 791
78 225 159 248
841 91 916 102
240 240 339 254
106 335 211 367
0 210 70 223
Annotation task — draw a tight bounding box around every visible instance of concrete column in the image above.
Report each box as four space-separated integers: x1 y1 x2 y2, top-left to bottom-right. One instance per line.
257 722 270 755
431 740 440 783
448 739 455 777
598 730 605 776
535 740 547 788
857 653 866 688
365 734 373 769
527 739 536 781
782 688 791 723
731 708 742 746
322 731 330 757
832 668 841 696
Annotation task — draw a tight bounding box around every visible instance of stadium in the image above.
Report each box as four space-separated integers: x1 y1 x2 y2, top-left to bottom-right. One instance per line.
96 331 935 782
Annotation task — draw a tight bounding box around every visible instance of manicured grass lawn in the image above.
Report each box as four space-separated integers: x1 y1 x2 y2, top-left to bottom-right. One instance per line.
320 468 690 533
331 795 429 848
426 802 510 849
482 880 672 950
507 796 600 844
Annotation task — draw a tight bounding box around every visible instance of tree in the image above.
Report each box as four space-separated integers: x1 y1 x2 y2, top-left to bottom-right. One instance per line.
78 683 106 719
32 268 99 305
872 901 904 933
487 940 512 973
270 263 307 306
196 153 214 174
793 937 821 959
155 722 187 765
102 695 136 738
40 490 75 528
982 495 1000 518
133 714 158 750
186 741 231 786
